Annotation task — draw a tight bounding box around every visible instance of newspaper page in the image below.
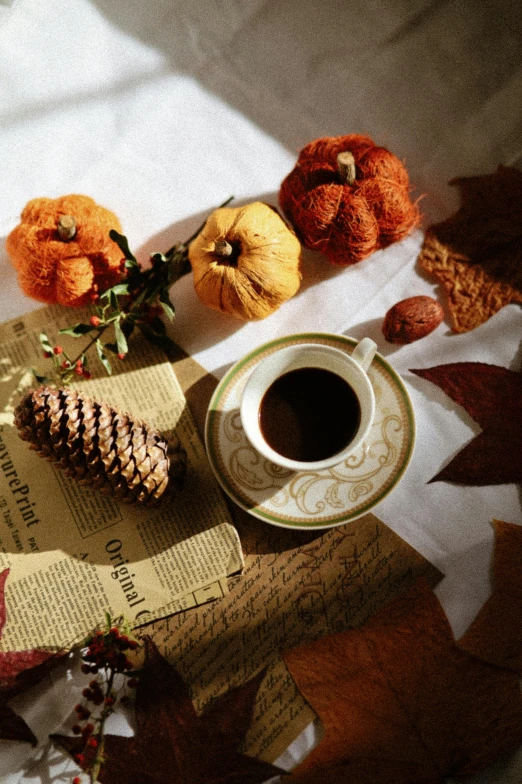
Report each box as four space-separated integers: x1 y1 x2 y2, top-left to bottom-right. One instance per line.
149 512 442 762
0 305 243 651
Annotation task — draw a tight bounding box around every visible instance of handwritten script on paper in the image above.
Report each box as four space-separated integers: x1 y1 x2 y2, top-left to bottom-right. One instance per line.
147 512 442 762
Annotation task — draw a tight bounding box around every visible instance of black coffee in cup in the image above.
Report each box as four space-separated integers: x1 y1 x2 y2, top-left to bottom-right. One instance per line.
258 367 361 463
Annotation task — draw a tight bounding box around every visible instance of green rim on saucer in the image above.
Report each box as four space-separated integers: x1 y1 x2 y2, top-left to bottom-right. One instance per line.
205 333 415 530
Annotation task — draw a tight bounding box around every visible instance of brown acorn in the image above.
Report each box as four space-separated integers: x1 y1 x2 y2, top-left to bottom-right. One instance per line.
14 386 186 506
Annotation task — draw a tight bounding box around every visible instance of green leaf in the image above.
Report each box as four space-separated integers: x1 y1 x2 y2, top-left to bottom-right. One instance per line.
146 316 167 336
39 332 53 353
100 282 130 301
159 289 176 321
114 317 128 355
32 368 50 385
110 283 131 297
96 340 112 375
109 230 137 264
138 324 177 355
59 323 93 337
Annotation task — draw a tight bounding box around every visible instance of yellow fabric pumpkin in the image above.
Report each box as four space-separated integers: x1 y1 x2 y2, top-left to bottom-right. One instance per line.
188 202 302 320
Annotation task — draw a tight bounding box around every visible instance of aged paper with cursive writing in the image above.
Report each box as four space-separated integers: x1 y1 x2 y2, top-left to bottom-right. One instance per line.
147 512 442 762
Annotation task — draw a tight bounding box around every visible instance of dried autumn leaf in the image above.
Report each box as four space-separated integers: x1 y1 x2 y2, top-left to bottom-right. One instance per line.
410 362 522 485
52 636 283 784
0 568 65 744
418 165 522 332
458 519 522 672
282 578 522 784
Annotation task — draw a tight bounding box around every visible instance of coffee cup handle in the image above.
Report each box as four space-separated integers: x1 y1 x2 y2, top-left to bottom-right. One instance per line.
351 337 377 373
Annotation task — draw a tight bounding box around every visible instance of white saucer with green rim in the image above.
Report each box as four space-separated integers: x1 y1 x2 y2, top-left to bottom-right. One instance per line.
204 333 415 530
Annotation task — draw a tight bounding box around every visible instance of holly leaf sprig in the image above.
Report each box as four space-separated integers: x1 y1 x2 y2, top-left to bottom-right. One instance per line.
36 198 233 384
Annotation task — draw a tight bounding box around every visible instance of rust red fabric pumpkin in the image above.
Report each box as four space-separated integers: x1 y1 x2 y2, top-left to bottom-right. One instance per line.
279 134 420 266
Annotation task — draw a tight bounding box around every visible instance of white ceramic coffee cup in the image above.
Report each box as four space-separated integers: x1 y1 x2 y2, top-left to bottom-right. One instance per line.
240 337 377 472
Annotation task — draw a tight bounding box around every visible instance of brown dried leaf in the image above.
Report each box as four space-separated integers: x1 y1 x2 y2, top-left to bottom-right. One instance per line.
410 362 522 485
458 519 522 672
52 636 283 784
283 578 522 784
418 165 522 332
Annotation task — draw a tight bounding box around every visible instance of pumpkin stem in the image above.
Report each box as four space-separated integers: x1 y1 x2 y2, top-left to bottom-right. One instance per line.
336 151 356 185
214 240 234 258
57 215 77 241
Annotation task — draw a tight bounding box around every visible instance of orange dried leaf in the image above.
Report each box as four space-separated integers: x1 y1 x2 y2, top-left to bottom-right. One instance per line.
283 578 522 784
418 165 522 332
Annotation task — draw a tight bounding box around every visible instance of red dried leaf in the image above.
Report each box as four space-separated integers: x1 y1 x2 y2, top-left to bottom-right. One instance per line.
458 519 522 672
0 568 65 744
282 578 522 784
410 362 522 485
52 636 283 784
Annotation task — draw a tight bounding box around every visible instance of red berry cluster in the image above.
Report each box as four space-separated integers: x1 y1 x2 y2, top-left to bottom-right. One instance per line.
42 345 92 379
83 625 138 672
69 622 140 783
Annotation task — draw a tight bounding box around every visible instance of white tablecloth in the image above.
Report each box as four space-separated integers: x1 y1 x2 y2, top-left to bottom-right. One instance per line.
1 1 521 781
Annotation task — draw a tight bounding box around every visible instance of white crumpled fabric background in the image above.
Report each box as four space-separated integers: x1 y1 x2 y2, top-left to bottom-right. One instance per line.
0 1 521 781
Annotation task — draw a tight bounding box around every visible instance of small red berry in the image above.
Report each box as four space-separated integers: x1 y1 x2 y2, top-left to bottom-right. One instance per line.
75 753 85 765
74 366 84 375
60 360 71 369
53 345 63 355
82 687 93 700
73 777 82 784
83 370 92 379
43 350 52 358
89 315 101 327
117 352 126 361
87 737 98 748
105 696 116 706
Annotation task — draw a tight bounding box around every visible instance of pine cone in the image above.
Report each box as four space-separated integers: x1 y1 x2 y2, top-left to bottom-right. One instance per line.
14 386 187 506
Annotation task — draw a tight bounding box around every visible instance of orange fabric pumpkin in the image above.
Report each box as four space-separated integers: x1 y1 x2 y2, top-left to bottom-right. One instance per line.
279 134 420 266
6 194 124 307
